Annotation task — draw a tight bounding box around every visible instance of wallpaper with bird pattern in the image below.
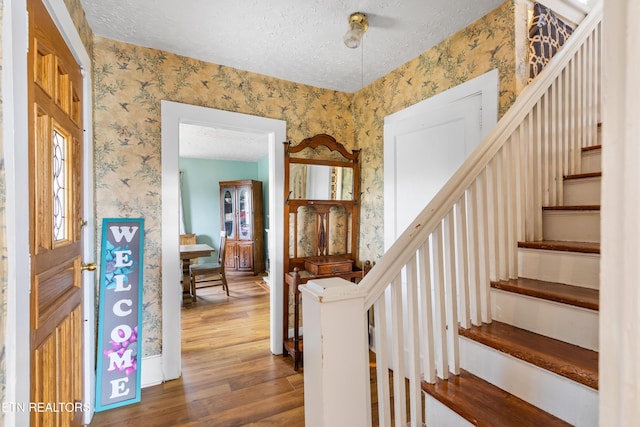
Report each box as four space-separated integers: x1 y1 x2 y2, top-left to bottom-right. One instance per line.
1 0 521 370
93 0 518 358
92 36 356 356
354 0 519 263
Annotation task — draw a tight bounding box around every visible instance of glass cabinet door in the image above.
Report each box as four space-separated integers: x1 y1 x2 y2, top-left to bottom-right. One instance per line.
222 188 235 239
237 186 253 240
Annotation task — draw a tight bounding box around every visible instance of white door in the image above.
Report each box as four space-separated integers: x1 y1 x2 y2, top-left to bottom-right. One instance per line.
384 70 498 248
380 71 498 371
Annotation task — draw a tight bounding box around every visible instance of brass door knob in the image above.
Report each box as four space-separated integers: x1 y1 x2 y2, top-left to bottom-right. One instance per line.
81 262 97 272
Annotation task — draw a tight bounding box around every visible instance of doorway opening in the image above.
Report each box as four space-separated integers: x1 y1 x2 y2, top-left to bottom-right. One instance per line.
161 101 286 382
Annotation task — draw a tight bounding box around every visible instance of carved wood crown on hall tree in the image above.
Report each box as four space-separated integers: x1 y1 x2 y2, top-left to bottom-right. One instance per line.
283 133 361 270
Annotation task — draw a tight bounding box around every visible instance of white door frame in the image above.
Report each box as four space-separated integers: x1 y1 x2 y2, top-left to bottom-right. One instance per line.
600 0 640 423
383 69 498 249
161 101 286 382
3 0 95 424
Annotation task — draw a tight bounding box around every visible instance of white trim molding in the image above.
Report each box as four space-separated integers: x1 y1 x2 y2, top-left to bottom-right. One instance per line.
600 0 640 424
161 101 286 382
3 2 30 426
141 355 164 388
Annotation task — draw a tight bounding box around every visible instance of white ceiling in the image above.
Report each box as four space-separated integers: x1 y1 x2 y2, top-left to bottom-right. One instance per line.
81 0 505 93
80 0 505 159
179 123 269 162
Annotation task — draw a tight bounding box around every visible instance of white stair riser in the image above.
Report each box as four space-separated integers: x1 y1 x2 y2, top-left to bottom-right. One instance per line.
491 289 599 351
425 395 473 427
518 248 599 289
542 210 600 243
563 177 601 206
459 337 599 427
581 149 601 174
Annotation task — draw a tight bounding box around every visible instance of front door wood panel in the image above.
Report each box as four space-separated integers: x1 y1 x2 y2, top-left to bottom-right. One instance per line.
28 0 84 425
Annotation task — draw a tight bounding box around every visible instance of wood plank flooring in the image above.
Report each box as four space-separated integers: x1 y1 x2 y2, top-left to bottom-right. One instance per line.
89 275 305 427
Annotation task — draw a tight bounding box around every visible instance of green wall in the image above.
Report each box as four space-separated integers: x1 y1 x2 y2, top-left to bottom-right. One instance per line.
179 157 265 263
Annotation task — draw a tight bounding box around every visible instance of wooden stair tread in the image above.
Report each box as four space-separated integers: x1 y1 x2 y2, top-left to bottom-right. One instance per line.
518 240 600 254
491 278 599 311
542 205 600 211
564 171 601 180
421 369 571 427
459 321 598 389
582 144 602 152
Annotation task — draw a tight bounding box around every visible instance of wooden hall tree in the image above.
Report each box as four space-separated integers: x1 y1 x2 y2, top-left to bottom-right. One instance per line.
282 134 369 370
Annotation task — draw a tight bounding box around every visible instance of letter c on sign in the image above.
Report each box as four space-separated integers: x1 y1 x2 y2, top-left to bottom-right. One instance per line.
113 299 133 317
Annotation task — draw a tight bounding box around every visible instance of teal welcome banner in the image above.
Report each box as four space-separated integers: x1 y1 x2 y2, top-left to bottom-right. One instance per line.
95 218 144 412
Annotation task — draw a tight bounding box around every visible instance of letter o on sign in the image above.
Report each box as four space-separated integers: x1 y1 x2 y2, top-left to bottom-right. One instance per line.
111 325 133 343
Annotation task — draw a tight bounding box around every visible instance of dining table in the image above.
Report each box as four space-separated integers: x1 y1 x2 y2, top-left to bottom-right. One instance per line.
179 243 215 304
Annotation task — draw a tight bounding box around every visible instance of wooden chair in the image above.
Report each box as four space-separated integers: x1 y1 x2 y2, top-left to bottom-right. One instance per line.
179 234 197 285
179 233 197 245
189 231 228 298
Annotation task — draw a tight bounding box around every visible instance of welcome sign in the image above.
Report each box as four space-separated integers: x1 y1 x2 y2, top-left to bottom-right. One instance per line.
95 218 144 412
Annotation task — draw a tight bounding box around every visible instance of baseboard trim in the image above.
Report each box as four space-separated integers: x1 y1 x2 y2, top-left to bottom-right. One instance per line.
141 355 164 388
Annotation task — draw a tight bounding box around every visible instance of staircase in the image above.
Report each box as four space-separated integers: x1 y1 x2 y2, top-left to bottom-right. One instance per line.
422 137 602 426
299 3 603 427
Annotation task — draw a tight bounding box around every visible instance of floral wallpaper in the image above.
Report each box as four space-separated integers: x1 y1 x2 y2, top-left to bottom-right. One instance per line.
0 0 522 374
94 1 519 358
92 37 354 356
353 0 519 263
0 0 6 419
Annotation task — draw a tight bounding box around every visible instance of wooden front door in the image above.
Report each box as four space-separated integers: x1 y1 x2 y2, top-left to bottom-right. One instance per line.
28 0 85 425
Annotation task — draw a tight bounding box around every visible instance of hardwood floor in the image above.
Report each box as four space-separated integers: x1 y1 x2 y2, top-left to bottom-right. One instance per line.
90 275 305 427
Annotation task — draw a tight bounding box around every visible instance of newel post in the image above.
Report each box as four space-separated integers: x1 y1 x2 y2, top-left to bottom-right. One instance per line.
300 277 370 427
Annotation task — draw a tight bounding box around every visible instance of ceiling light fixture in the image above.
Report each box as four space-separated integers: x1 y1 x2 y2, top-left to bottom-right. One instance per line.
344 12 369 49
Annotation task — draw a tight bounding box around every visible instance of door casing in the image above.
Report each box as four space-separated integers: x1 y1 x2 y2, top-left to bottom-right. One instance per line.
161 101 286 383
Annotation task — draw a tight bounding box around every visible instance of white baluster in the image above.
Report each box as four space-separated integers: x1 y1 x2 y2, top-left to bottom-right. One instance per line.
418 240 436 383
405 254 423 427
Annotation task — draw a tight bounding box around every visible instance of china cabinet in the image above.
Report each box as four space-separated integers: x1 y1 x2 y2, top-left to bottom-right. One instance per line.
220 180 264 276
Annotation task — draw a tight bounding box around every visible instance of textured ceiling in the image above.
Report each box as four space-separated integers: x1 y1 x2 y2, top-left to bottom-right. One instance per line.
81 0 506 160
81 0 504 93
179 124 269 162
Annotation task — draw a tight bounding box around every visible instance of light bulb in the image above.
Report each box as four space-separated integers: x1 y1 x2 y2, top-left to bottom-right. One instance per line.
344 12 368 49
344 22 364 48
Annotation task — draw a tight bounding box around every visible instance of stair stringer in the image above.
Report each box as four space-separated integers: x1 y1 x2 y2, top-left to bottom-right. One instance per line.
459 337 599 426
